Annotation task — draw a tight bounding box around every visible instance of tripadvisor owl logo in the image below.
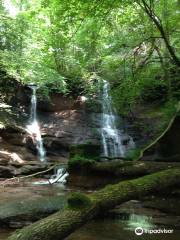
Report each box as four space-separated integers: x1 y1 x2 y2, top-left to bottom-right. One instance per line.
134 227 174 235
135 227 144 235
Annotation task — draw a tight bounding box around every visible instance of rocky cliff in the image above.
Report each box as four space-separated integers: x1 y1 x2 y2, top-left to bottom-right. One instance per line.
0 81 179 179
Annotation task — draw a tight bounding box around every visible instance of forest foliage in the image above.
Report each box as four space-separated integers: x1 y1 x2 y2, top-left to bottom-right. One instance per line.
0 0 179 113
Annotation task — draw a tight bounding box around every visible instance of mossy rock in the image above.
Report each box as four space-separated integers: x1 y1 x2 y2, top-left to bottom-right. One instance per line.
68 192 92 210
68 157 96 172
125 148 141 161
69 144 101 159
86 99 102 113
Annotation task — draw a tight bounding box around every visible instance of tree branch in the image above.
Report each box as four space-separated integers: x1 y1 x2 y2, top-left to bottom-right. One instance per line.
137 0 180 66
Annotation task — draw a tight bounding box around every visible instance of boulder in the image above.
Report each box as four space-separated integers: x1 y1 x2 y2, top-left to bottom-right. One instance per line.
0 126 26 146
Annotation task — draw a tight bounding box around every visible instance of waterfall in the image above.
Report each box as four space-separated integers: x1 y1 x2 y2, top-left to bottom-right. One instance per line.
101 80 135 158
33 167 69 185
49 167 69 184
30 87 37 122
26 85 46 162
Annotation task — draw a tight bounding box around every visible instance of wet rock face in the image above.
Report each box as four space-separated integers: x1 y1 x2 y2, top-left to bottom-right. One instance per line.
0 107 137 161
42 110 101 143
0 89 139 162
0 166 14 178
40 109 139 158
142 117 180 161
38 93 83 112
40 110 102 157
159 117 180 157
0 127 26 147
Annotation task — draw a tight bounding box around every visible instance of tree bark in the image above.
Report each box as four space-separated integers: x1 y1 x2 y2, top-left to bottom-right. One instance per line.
8 168 180 240
138 0 180 67
69 160 180 178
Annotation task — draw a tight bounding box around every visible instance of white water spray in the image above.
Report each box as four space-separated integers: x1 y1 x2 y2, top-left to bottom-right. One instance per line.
49 167 69 184
27 85 46 162
33 167 69 185
101 80 135 158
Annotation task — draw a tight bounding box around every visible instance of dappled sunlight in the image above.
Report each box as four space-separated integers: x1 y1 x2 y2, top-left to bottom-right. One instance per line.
0 103 11 108
10 153 24 163
0 150 11 155
126 213 154 231
0 0 179 239
3 0 19 17
0 150 24 163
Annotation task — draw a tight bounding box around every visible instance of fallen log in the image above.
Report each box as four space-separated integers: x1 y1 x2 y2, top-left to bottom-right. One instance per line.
67 160 180 188
8 168 180 240
69 160 180 177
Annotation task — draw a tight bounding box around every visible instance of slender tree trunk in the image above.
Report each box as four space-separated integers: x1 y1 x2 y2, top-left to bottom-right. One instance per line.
138 0 180 67
8 168 180 240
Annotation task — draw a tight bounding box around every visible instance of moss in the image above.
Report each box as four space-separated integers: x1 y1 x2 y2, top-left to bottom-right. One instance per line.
125 148 141 161
69 144 100 159
7 168 180 240
0 103 13 129
69 144 101 160
68 192 92 210
86 99 102 113
68 156 96 172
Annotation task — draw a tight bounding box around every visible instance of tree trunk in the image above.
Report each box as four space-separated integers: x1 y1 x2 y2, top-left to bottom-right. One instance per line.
69 160 180 178
8 168 180 240
138 0 180 67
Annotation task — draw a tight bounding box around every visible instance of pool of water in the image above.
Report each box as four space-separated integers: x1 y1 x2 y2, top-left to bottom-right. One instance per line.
66 218 180 240
1 217 179 240
0 180 180 240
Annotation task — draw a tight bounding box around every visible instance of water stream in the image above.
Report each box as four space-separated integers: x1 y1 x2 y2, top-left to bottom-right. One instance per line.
101 80 135 158
26 85 46 162
33 166 69 185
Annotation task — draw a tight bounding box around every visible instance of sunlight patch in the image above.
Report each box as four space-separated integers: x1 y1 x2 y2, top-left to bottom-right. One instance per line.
3 0 19 17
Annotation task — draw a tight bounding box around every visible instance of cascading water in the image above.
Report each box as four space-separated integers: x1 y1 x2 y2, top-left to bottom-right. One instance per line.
101 80 135 158
26 85 46 162
49 167 69 184
33 167 69 185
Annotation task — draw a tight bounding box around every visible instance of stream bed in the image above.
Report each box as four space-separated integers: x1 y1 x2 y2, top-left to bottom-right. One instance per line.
0 179 180 240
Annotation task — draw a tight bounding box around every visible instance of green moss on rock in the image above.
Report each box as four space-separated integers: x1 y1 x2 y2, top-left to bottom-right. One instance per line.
68 157 96 172
69 144 101 160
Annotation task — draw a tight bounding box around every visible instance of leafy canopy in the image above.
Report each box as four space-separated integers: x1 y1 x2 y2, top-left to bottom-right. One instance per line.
0 0 179 109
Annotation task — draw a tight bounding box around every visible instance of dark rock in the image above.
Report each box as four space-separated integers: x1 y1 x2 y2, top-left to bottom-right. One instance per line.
15 164 49 176
0 126 26 147
0 166 14 178
70 144 101 159
143 116 180 161
0 196 66 228
38 93 85 112
43 137 69 157
25 136 37 154
143 196 180 215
